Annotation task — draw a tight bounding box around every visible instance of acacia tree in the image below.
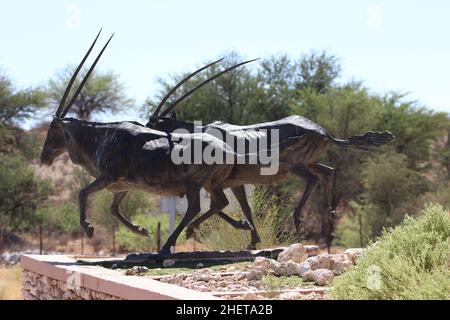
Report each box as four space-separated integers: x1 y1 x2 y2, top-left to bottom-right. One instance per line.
145 52 260 125
0 70 52 234
48 67 132 120
294 51 341 94
0 72 47 126
143 50 448 247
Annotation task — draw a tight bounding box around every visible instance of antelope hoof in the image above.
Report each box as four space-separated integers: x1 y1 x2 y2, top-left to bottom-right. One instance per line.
84 225 94 238
247 244 257 250
158 246 171 255
138 227 150 237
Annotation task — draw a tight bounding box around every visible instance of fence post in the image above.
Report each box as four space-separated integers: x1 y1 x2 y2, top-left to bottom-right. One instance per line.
0 228 3 253
81 228 84 255
112 224 116 257
167 196 176 236
156 222 161 253
39 223 43 255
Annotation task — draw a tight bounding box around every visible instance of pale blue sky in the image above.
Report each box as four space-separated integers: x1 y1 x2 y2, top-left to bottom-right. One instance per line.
1 0 449 127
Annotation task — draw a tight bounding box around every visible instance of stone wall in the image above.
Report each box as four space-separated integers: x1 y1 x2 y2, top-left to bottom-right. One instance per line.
20 254 219 300
21 269 122 300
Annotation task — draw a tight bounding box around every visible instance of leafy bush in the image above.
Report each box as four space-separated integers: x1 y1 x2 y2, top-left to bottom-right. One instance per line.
333 201 372 248
16 130 45 161
336 151 428 243
331 205 450 300
0 153 52 230
37 203 79 235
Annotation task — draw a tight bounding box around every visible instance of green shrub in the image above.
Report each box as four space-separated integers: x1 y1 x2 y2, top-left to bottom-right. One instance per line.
331 204 450 300
333 201 371 248
0 153 52 230
38 203 79 235
16 130 44 161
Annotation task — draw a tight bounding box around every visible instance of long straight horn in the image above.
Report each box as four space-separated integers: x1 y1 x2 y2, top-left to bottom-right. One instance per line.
55 29 103 117
149 58 224 123
61 33 114 118
160 58 259 117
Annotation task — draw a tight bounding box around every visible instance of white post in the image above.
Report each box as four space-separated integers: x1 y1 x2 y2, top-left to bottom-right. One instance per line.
168 196 176 237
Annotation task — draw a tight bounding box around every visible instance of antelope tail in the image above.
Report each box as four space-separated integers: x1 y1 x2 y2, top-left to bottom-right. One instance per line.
329 131 395 150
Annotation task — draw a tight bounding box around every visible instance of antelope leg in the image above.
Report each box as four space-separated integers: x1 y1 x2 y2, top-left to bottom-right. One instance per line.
159 182 202 254
290 165 319 236
216 211 253 230
79 176 113 238
186 186 256 239
111 192 150 237
308 163 337 253
162 186 228 254
231 186 260 248
187 209 250 235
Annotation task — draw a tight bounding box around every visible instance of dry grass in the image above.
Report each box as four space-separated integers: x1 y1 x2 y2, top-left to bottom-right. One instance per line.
197 186 296 251
0 266 22 300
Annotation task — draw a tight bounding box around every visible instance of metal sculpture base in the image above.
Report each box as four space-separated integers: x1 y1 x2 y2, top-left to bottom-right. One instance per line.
76 248 284 269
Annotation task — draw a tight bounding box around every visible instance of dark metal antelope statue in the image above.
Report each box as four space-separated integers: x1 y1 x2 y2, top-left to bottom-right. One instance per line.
145 60 395 250
39 30 259 254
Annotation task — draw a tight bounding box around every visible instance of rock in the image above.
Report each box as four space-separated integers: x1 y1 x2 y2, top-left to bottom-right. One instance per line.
242 292 258 300
248 257 270 279
305 254 333 270
297 261 311 277
231 272 247 281
305 253 353 274
0 251 21 265
196 263 204 268
195 285 209 292
302 269 334 286
284 261 301 276
269 260 301 276
247 268 264 281
279 291 302 300
125 266 148 275
302 292 325 300
193 269 215 281
217 280 228 287
344 248 365 264
162 259 176 267
329 254 353 275
269 260 284 275
165 273 187 285
277 243 308 263
304 245 321 256
253 257 273 270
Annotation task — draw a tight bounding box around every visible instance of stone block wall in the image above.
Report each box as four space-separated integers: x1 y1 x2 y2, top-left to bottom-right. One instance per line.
21 269 122 300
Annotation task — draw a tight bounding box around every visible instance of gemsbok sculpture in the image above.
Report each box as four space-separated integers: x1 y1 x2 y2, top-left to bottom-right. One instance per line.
39 30 265 254
145 59 395 250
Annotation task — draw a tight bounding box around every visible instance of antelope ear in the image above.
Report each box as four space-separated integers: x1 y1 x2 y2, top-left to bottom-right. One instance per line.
51 117 65 128
167 111 177 120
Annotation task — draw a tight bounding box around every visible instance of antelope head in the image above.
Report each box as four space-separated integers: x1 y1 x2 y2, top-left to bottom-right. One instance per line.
146 58 259 129
41 29 113 165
